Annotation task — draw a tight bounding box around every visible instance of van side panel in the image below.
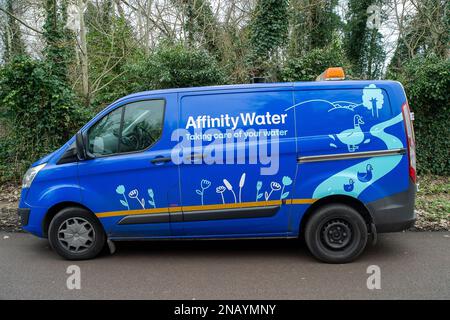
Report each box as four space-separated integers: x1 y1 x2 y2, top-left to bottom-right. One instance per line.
175 88 298 237
290 82 412 233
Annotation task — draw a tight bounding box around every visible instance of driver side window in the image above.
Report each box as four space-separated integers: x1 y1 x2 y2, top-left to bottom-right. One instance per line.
87 107 122 156
87 99 165 157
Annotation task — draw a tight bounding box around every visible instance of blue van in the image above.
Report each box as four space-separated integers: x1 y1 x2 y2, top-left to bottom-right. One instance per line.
18 68 417 263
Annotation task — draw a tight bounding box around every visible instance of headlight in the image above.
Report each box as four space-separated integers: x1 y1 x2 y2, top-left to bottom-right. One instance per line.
22 163 46 188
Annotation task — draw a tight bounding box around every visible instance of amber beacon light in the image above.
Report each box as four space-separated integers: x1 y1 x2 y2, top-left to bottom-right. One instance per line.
316 67 346 81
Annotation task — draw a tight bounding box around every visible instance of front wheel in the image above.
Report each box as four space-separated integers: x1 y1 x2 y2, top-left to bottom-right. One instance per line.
304 204 368 263
48 207 106 260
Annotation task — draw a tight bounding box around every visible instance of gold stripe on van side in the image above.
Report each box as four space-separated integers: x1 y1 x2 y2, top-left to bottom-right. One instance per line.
289 198 317 205
95 198 316 218
96 207 168 218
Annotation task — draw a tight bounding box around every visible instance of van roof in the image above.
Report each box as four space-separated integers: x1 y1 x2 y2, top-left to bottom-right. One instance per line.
116 80 401 104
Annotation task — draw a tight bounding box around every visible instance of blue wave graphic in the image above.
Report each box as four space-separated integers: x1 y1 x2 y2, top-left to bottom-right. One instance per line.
312 113 404 198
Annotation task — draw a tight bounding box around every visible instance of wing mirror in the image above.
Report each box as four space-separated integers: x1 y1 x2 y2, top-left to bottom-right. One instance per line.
75 131 90 160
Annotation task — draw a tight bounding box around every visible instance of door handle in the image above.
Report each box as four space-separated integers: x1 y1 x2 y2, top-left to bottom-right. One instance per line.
150 156 172 164
184 153 203 161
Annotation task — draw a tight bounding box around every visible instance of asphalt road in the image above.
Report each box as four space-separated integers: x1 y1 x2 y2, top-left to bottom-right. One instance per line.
0 231 449 300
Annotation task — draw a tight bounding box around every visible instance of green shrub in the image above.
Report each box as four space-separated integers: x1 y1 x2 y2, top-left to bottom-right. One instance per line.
281 39 351 81
0 57 88 182
388 56 450 175
124 43 227 92
91 42 227 112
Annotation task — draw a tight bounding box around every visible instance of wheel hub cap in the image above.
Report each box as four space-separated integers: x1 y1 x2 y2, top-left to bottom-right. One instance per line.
321 219 352 250
57 217 95 253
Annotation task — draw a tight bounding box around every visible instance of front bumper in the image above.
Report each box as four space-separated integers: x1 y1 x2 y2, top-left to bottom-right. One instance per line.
16 206 47 237
18 208 31 226
367 181 417 233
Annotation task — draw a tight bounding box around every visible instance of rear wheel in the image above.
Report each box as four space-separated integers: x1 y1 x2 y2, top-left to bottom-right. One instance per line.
48 207 106 260
304 204 368 263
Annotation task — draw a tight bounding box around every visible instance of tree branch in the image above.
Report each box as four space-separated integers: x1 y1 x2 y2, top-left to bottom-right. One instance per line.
0 6 43 34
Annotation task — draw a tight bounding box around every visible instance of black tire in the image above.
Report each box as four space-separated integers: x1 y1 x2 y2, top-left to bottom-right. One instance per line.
304 204 368 263
48 207 106 260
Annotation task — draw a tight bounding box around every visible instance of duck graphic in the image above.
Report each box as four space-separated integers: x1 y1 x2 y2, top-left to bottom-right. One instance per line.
357 164 373 182
336 115 365 152
343 179 355 192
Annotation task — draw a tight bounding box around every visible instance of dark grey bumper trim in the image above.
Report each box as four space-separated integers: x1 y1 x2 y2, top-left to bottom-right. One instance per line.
183 205 280 222
118 213 170 225
117 205 280 225
367 181 416 233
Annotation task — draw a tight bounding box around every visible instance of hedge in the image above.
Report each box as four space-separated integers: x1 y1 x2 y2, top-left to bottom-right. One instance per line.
389 56 449 175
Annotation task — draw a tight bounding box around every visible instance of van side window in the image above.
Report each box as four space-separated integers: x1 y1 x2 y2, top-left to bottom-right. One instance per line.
87 107 122 156
87 99 165 157
119 100 165 153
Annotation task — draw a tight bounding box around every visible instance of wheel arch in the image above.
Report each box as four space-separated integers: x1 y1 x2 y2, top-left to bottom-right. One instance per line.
300 195 373 236
42 202 99 238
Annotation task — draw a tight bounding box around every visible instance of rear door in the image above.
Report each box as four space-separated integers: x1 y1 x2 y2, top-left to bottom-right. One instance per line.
175 88 297 237
78 94 180 238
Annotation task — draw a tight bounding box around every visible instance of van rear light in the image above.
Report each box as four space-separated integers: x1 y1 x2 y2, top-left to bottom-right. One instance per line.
402 102 416 183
